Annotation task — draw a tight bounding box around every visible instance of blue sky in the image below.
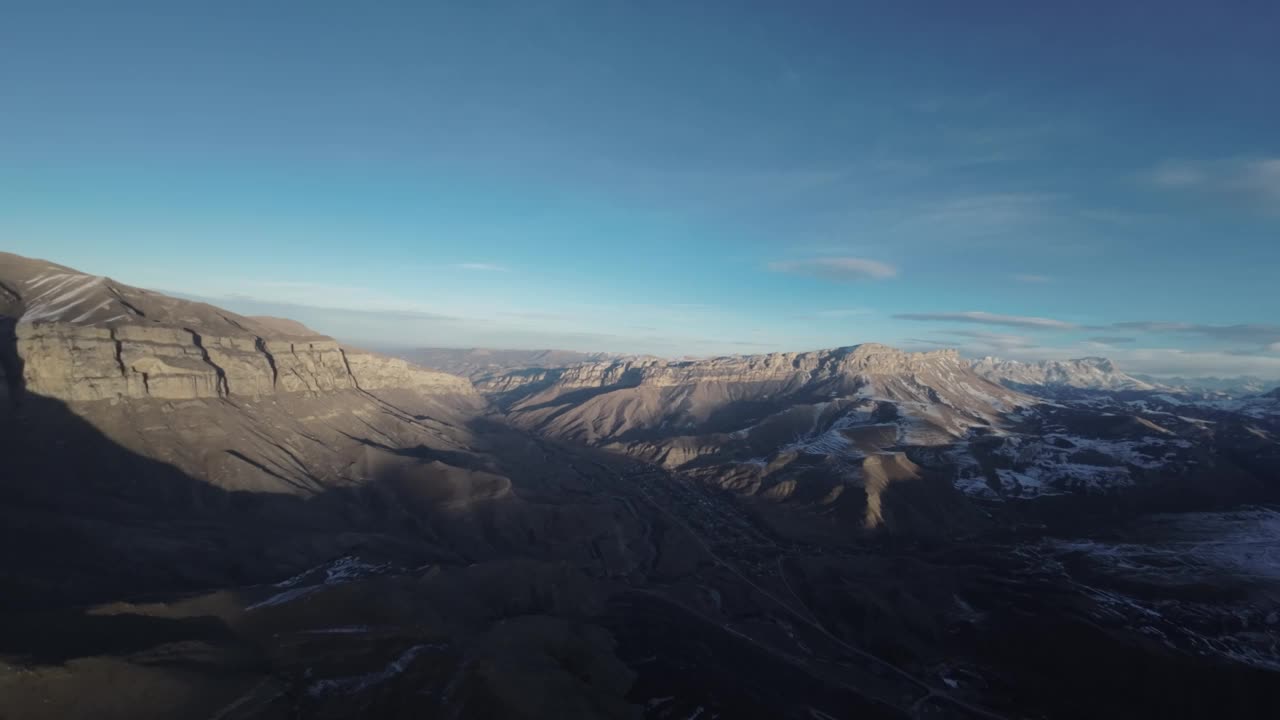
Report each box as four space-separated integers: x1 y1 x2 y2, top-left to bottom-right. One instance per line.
2 1 1279 376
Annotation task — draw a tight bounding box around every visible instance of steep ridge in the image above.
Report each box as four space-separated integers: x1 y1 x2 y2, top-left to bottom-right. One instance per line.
1 253 503 596
0 252 474 403
0 253 529 603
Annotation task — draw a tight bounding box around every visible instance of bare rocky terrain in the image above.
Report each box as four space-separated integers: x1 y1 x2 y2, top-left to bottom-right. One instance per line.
3 251 1279 719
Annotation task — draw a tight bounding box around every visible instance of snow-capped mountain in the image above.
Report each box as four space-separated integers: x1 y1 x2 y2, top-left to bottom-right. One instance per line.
971 356 1158 391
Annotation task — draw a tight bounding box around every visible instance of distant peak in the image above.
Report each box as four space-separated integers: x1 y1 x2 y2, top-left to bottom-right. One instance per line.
969 354 1153 391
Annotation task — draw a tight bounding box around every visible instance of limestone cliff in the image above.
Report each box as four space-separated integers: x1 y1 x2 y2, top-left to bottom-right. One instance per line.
487 342 1033 457
487 344 969 394
478 345 970 396
0 252 475 404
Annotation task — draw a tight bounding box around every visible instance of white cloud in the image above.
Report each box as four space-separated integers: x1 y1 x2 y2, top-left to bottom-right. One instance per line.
894 311 1076 330
768 257 898 281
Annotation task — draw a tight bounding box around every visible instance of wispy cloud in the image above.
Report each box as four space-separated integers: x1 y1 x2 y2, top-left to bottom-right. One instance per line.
908 192 1058 229
894 311 1076 330
1111 321 1280 346
1242 158 1280 204
768 257 898 281
940 330 1037 350
1148 162 1204 188
1088 336 1136 345
498 310 567 321
1110 321 1192 332
453 262 510 272
902 330 1045 359
811 308 874 319
213 280 454 316
1145 157 1280 212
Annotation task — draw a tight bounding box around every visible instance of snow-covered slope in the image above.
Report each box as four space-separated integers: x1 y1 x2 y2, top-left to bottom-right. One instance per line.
971 356 1157 391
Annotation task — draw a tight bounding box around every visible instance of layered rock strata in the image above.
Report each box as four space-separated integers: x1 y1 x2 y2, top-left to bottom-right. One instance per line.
0 252 474 404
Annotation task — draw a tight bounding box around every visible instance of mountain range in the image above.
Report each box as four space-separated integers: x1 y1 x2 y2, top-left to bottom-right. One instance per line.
969 355 1159 391
2 251 1278 720
407 345 1277 398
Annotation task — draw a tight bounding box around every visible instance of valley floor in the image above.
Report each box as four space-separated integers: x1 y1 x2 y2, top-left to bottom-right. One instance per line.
3 424 1277 720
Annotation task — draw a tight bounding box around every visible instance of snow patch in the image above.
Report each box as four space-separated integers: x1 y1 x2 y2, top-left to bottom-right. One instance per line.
19 272 115 324
779 410 866 457
973 431 1197 498
249 556 393 611
307 643 443 697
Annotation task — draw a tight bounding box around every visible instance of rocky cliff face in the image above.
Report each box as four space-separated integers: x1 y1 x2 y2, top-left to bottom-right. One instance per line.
485 342 1032 461
481 344 976 398
497 344 970 392
0 252 474 404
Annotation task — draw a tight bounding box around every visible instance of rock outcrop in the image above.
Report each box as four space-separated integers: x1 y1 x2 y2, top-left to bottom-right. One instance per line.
0 252 475 404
